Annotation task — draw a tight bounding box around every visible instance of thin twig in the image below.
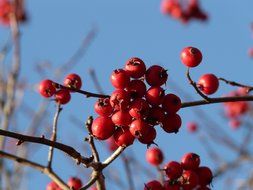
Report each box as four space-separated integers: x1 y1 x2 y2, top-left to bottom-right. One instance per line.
219 77 253 92
47 103 62 168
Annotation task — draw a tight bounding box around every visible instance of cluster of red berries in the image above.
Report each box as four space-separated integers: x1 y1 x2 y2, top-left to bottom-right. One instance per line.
46 177 82 190
92 57 183 147
38 73 82 105
161 0 208 24
223 88 250 129
180 46 219 95
145 148 213 190
0 0 26 25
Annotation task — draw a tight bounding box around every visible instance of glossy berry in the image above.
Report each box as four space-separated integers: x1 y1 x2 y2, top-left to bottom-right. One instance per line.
46 181 61 190
197 166 213 186
125 57 146 78
54 89 71 104
113 127 135 147
112 110 132 126
94 98 113 117
129 98 150 119
146 106 166 125
187 122 198 133
110 89 130 110
181 152 200 170
129 119 149 138
181 170 199 189
144 180 163 190
91 117 115 140
145 86 165 106
162 93 181 113
198 74 219 95
67 177 82 190
145 65 168 86
125 80 146 99
180 47 202 67
146 147 164 166
107 137 118 152
164 161 183 180
161 114 182 133
39 79 56 98
110 69 130 89
63 73 82 91
138 127 156 145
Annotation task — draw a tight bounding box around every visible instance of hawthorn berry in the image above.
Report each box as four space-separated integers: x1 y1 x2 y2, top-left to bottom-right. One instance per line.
163 181 181 190
54 89 71 104
180 46 202 67
162 93 181 113
197 166 213 186
145 65 168 86
91 117 115 140
164 161 183 180
110 89 130 110
145 86 165 106
161 114 182 133
39 79 56 98
125 57 146 78
198 73 219 95
94 98 113 117
111 110 132 126
110 69 130 89
138 127 157 145
146 106 166 125
113 127 135 147
67 177 82 190
180 170 199 189
125 79 147 99
181 152 200 170
63 73 82 91
146 147 164 166
129 98 150 119
129 119 150 138
144 180 164 190
106 137 118 152
46 181 61 190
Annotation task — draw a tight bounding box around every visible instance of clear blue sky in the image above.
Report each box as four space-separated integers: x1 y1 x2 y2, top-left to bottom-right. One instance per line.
1 0 253 189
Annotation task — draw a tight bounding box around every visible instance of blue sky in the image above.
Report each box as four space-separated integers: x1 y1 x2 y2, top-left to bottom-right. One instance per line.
1 0 253 189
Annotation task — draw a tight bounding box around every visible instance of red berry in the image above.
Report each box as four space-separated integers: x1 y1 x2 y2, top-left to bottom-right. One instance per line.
198 74 219 95
146 106 166 125
138 127 156 145
113 127 135 147
106 137 118 152
67 177 82 190
125 57 146 78
180 47 202 67
63 73 82 91
54 89 71 104
197 166 213 186
187 122 198 133
38 79 56 98
125 80 146 99
164 181 181 190
181 152 200 170
162 94 181 113
46 181 61 190
91 117 115 140
129 119 150 138
146 147 164 166
110 89 130 110
144 180 163 190
145 65 168 86
112 110 132 126
180 170 199 189
110 69 130 89
94 98 113 117
164 161 183 180
129 98 150 119
229 119 241 130
145 86 165 106
161 114 182 133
